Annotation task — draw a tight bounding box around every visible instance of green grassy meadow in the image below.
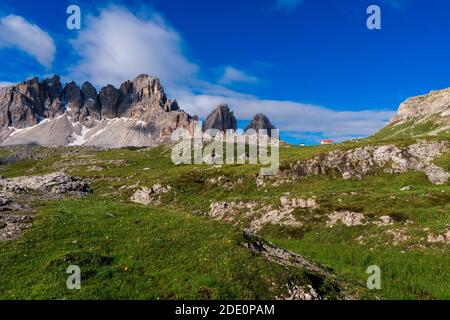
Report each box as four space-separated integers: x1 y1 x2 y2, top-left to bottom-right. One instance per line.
0 134 448 299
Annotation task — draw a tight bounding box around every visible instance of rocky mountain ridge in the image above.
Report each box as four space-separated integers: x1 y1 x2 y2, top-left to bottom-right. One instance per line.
0 75 279 148
0 74 186 129
0 75 197 147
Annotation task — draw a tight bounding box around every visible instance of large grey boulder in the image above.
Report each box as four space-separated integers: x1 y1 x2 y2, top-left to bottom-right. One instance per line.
202 104 237 132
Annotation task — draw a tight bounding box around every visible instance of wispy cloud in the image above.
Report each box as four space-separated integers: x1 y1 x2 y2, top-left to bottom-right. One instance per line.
68 6 198 88
0 15 55 68
219 66 259 85
66 6 393 143
175 90 394 143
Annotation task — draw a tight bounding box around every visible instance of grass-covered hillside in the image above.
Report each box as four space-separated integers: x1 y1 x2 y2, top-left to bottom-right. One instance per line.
0 132 448 300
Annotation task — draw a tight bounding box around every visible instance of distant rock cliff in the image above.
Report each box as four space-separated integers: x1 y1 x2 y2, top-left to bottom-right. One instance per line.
373 86 450 140
202 104 237 132
245 113 276 136
0 75 64 129
0 74 197 148
389 87 449 124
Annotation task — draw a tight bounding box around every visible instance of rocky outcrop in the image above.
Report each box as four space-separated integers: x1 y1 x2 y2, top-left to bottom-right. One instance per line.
327 211 365 227
390 87 450 124
427 228 450 244
0 172 91 195
242 230 327 274
242 230 353 300
208 195 317 232
0 74 197 147
0 190 32 241
283 140 449 185
0 172 91 241
374 86 450 139
245 113 276 136
130 184 172 205
202 104 237 132
0 212 33 241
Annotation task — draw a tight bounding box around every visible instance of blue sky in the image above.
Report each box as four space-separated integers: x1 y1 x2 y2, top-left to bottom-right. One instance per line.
0 0 449 144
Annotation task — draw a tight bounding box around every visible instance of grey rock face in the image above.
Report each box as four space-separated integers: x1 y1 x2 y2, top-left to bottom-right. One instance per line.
99 84 121 118
202 104 237 132
245 113 276 136
63 81 100 126
0 76 64 129
97 75 183 120
0 74 197 148
64 82 83 110
42 75 64 119
80 82 101 122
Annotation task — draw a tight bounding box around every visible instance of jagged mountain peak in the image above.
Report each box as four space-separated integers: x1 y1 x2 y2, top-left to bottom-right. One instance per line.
245 113 276 135
0 74 197 148
202 104 237 132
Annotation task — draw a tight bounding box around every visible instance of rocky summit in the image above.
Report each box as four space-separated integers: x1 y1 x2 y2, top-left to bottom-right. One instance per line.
390 87 450 124
245 113 276 136
202 104 237 132
374 86 450 140
0 74 197 148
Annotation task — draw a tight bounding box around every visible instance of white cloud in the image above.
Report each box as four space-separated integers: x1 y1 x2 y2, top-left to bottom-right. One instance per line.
0 15 55 68
275 0 304 11
67 6 394 143
175 90 394 143
219 66 259 85
69 6 198 88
